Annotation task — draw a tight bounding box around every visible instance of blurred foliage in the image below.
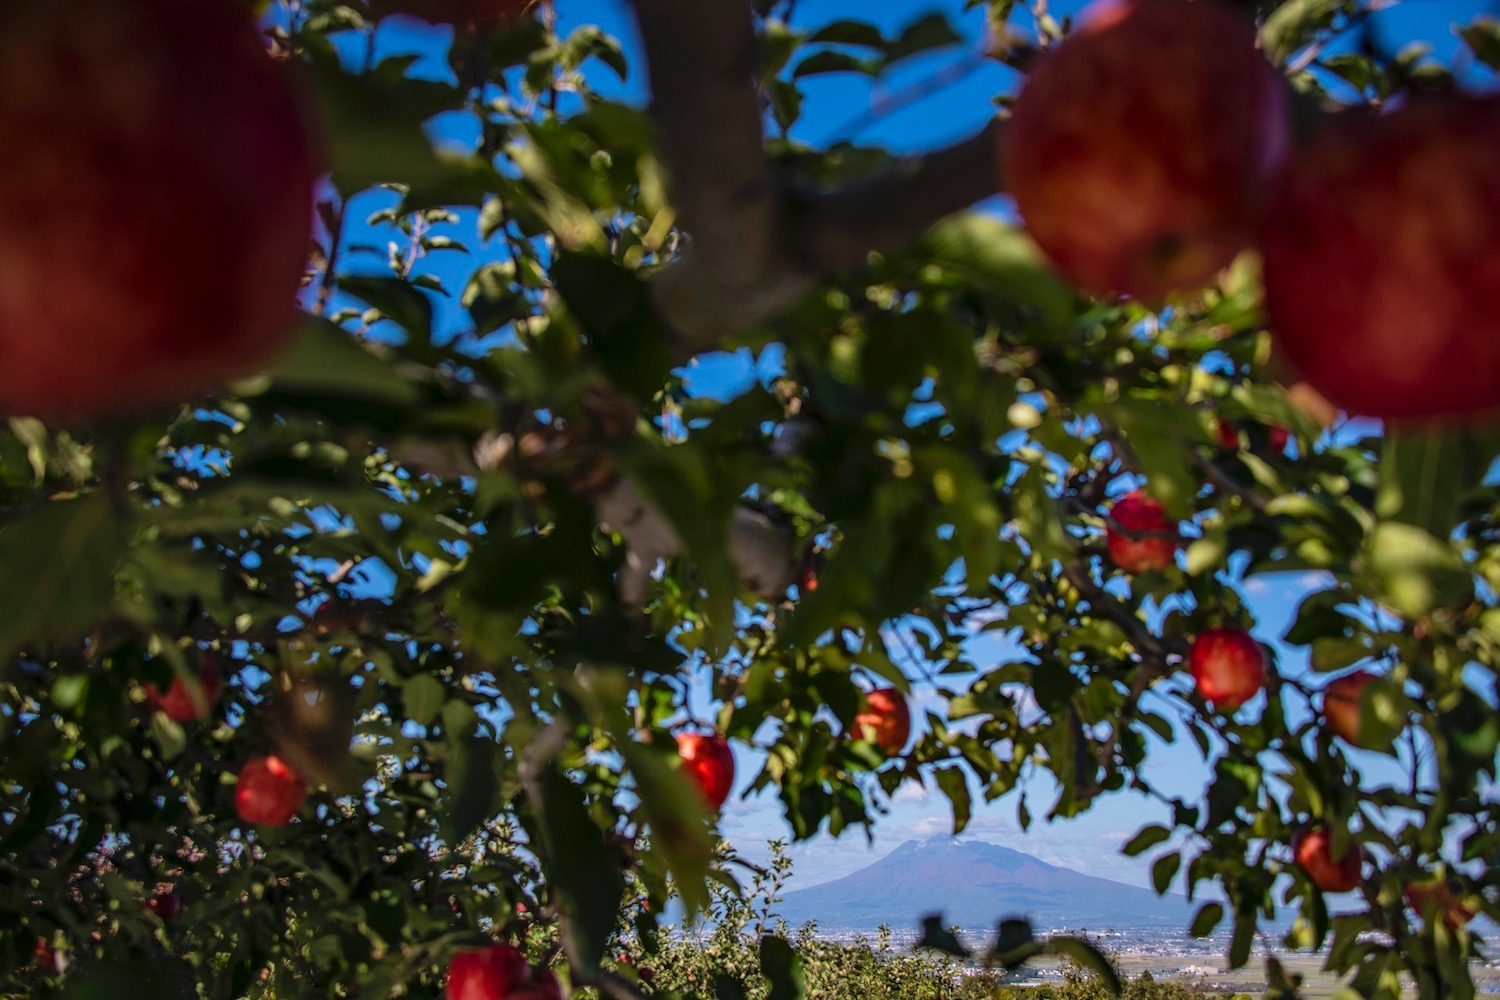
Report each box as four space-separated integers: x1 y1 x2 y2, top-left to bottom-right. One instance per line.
2 0 1500 998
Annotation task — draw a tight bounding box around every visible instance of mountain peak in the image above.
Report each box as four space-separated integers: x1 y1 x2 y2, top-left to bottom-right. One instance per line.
774 837 1191 933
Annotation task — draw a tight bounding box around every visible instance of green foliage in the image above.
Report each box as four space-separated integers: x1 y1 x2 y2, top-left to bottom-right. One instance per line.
2 0 1499 998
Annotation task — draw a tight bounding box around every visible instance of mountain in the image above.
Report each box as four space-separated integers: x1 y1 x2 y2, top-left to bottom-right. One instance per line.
772 837 1195 932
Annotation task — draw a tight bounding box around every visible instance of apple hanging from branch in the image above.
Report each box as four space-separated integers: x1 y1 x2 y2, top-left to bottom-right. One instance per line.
1189 627 1267 711
677 732 735 813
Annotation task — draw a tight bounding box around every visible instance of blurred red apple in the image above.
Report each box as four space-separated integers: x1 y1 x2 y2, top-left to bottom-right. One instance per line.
677 732 734 812
1293 826 1363 893
447 944 530 1000
1262 95 1500 421
147 888 182 922
1189 627 1266 711
33 939 56 972
853 688 912 755
1321 670 1379 749
1405 880 1478 930
1266 425 1290 454
0 0 318 419
1004 0 1289 299
235 755 307 826
147 653 223 723
1215 420 1240 450
1105 490 1179 573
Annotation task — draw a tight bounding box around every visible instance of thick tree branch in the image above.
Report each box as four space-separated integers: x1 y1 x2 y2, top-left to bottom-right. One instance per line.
630 0 1002 355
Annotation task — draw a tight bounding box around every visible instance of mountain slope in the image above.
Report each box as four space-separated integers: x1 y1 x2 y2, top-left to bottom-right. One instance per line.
772 837 1194 932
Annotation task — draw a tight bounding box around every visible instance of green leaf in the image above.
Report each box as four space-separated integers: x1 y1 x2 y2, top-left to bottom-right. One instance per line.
1376 425 1500 538
917 214 1075 332
340 276 436 343
759 936 806 1000
806 19 886 47
526 764 626 974
1047 936 1122 993
1151 852 1181 895
441 733 499 845
0 495 127 661
266 318 420 405
1122 824 1170 857
562 25 629 80
715 975 750 1000
553 252 671 401
883 12 963 66
1459 16 1500 70
1260 0 1345 63
991 918 1042 968
792 50 877 78
1365 522 1473 619
403 674 445 727
932 766 972 835
619 743 716 919
1189 902 1225 938
916 914 971 957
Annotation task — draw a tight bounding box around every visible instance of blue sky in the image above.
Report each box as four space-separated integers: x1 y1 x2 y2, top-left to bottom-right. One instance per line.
296 0 1497 899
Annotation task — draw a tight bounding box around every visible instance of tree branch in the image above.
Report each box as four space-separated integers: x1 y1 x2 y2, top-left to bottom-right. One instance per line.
630 0 1002 355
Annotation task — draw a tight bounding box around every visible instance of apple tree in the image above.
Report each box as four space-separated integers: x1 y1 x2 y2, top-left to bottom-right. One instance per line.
2 0 1499 998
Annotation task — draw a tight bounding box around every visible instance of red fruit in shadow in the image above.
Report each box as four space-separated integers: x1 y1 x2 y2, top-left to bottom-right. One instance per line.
511 969 563 1000
1266 425 1290 454
1004 0 1289 299
235 755 307 826
1189 627 1267 711
147 888 183 921
447 944 530 1000
1321 670 1379 749
1293 826 1363 893
853 688 912 756
1405 881 1478 930
34 939 56 972
0 0 318 419
677 732 735 812
1215 420 1240 450
147 653 224 722
1262 95 1500 421
1105 490 1179 573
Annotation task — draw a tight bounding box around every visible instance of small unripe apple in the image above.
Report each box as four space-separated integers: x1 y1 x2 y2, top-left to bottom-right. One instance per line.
1321 670 1379 749
147 888 183 921
1404 880 1478 930
1004 0 1289 299
0 0 318 419
147 653 224 723
1189 627 1266 711
677 733 735 812
1261 95 1500 421
852 688 912 756
1292 826 1363 893
235 755 307 827
1105 491 1179 573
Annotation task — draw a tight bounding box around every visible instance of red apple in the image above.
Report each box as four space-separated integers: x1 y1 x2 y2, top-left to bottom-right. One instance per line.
147 888 183 921
34 939 56 972
147 653 224 722
0 0 318 419
1292 826 1363 893
1004 0 1289 299
1215 420 1240 450
447 944 530 1000
235 755 307 826
1266 425 1290 454
853 688 912 755
368 0 533 25
1321 670 1379 749
677 732 735 812
1404 880 1478 930
511 969 563 1000
1105 490 1179 573
1261 95 1500 421
1189 627 1266 711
